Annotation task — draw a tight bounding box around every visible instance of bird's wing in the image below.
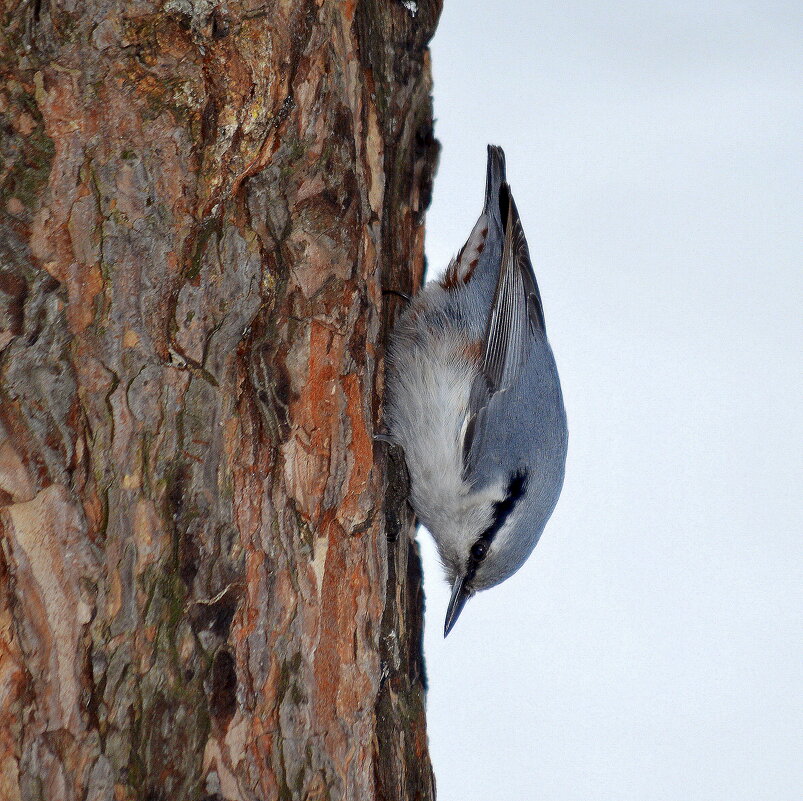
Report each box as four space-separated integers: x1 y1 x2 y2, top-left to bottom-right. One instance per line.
463 185 545 476
482 186 545 389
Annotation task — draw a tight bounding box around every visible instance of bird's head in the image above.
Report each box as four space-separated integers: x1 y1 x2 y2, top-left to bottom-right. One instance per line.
439 469 540 636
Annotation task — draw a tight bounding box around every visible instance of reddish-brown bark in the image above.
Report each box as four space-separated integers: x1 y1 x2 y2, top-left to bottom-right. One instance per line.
0 1 441 798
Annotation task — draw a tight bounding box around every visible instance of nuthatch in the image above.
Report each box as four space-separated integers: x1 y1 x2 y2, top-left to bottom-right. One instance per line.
384 146 568 636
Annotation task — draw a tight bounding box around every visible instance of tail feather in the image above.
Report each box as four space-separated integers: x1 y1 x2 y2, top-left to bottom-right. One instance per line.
484 145 507 228
440 145 508 291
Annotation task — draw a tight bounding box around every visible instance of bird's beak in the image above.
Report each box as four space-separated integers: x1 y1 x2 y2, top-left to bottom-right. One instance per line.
444 574 472 637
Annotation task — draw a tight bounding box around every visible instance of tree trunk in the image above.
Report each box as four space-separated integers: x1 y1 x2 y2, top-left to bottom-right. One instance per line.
0 1 441 799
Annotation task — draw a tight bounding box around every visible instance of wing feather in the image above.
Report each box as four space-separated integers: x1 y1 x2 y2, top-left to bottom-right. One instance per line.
463 184 546 477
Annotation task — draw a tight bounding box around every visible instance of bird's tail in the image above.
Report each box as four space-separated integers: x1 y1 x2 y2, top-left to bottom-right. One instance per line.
484 145 508 230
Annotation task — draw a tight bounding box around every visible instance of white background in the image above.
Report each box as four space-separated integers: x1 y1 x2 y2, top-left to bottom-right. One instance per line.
418 2 802 799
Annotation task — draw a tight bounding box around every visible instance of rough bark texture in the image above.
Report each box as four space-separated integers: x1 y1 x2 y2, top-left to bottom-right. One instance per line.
0 1 441 799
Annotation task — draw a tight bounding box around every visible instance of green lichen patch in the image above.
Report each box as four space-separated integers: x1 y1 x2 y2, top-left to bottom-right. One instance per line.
0 84 55 220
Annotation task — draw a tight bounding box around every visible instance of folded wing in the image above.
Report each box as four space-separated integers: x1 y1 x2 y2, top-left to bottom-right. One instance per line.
463 183 546 477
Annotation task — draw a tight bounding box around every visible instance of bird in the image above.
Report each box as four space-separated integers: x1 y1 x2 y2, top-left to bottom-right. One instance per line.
383 145 568 636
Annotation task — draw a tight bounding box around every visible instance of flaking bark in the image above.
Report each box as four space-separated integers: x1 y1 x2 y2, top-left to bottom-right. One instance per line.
0 1 441 799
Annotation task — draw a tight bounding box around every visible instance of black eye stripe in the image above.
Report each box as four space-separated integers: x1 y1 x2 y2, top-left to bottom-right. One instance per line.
466 469 528 572
490 470 528 532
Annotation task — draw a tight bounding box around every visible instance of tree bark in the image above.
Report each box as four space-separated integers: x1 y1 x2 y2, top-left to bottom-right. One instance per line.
0 1 441 799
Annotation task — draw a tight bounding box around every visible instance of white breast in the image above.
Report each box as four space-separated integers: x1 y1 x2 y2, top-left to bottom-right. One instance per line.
385 315 498 576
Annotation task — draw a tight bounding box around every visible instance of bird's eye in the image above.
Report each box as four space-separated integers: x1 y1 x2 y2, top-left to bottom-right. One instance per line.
471 540 489 561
